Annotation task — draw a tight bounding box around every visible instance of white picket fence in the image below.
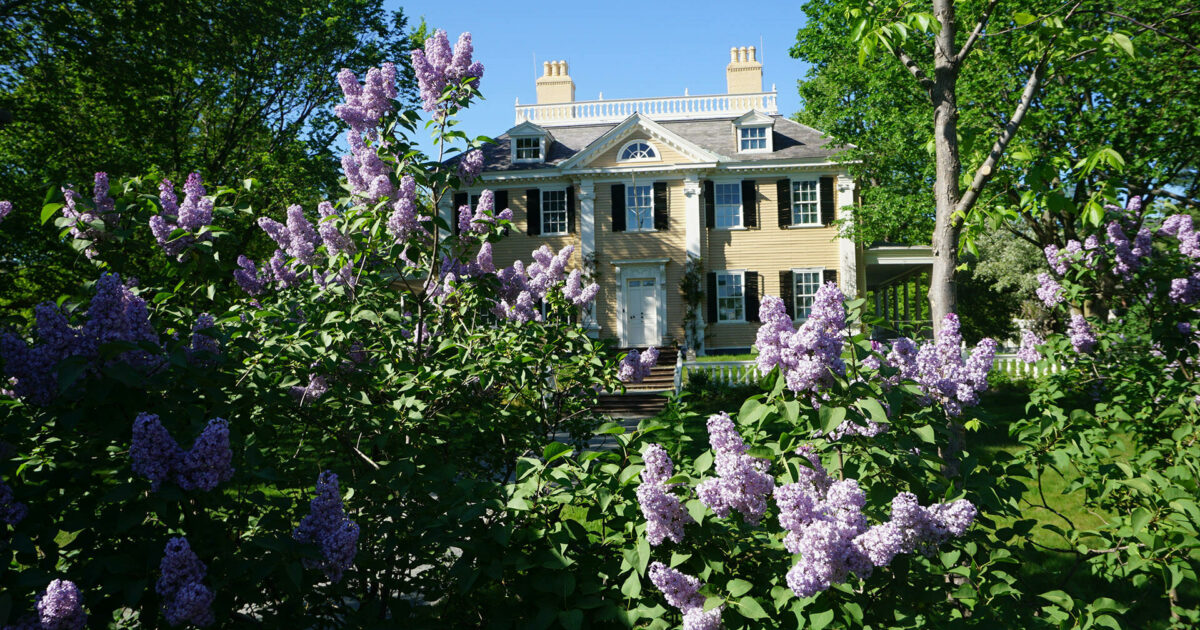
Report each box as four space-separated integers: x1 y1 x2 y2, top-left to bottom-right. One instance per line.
675 353 1059 393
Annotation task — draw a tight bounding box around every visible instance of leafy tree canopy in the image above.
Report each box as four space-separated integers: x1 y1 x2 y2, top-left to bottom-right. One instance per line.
0 0 420 312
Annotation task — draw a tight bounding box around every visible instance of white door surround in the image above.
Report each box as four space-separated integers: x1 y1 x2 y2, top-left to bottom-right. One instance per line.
613 258 668 348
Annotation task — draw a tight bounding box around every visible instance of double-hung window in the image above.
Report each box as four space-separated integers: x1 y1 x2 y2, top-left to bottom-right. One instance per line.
626 184 654 231
541 189 567 234
714 183 742 228
716 271 745 322
515 137 541 161
791 180 820 226
739 126 768 151
792 268 823 320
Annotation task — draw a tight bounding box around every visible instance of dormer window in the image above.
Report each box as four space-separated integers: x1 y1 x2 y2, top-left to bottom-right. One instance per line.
618 140 659 162
514 136 543 162
739 126 768 151
732 110 775 154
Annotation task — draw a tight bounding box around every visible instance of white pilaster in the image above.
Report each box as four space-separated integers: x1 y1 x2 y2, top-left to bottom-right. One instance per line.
837 175 859 297
683 175 702 260
578 180 599 336
682 175 705 354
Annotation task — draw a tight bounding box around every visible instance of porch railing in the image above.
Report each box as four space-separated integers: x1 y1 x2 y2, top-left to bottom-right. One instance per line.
677 353 1060 393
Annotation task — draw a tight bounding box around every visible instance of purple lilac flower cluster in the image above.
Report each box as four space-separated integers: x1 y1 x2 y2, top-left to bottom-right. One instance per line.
334 64 399 202
386 175 425 245
59 173 118 259
1106 220 1153 279
1035 273 1065 308
1160 214 1200 304
294 471 360 583
156 538 215 627
1068 314 1096 354
0 274 160 405
1 480 26 527
237 204 359 295
696 413 774 524
188 313 219 360
886 314 997 416
455 190 511 237
637 444 693 545
647 563 723 630
1017 330 1043 364
289 374 329 405
754 284 847 399
494 245 594 322
458 149 485 185
776 448 975 598
33 579 86 630
0 200 11 222
130 414 233 492
1044 237 1100 275
616 347 658 383
410 30 484 117
149 175 214 258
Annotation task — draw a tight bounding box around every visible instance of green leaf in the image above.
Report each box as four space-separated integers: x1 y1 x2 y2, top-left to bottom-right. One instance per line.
819 406 847 434
855 398 888 425
726 578 753 598
1108 32 1134 58
694 450 714 475
809 608 835 630
620 572 641 598
1013 12 1036 26
1039 590 1074 611
637 536 651 575
1130 507 1152 533
557 610 583 630
41 203 64 225
542 442 572 463
736 596 768 620
914 425 936 443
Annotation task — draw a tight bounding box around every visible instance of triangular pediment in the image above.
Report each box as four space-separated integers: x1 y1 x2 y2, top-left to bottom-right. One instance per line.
504 120 551 138
733 109 775 126
558 113 721 170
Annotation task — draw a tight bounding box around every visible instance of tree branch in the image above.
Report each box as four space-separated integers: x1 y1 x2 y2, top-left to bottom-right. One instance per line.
891 42 935 98
1148 188 1200 208
1102 9 1200 56
954 0 1001 65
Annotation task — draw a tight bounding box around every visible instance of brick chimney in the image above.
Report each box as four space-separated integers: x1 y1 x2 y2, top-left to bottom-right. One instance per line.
726 46 763 94
536 60 575 104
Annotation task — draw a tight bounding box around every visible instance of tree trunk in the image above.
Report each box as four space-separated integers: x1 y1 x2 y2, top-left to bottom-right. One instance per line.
929 0 963 337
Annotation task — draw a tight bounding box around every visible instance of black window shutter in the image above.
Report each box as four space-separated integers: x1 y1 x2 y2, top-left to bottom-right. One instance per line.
823 268 839 287
611 184 626 232
703 180 715 228
742 180 758 228
706 272 717 323
779 270 795 319
495 190 510 235
526 189 541 236
653 181 669 231
820 176 836 226
745 271 760 322
452 192 468 234
566 186 576 234
777 179 791 228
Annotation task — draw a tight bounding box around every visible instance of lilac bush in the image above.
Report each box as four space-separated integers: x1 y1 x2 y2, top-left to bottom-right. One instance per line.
0 480 26 527
696 413 774 524
648 562 722 629
130 414 232 492
753 283 846 399
34 580 86 630
617 347 658 383
0 200 11 222
885 313 997 417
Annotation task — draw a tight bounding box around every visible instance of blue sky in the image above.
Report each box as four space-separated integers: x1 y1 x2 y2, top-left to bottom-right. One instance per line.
389 0 814 153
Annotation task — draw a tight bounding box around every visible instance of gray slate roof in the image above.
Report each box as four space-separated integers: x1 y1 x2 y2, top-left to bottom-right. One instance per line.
472 115 845 172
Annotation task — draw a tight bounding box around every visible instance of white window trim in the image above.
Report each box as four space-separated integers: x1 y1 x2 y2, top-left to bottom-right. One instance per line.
616 139 661 163
540 187 569 236
714 269 747 324
791 267 825 323
710 178 744 230
512 136 545 164
737 124 773 154
625 182 656 233
789 178 822 228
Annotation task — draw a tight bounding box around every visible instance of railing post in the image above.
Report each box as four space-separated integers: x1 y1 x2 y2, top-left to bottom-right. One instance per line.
674 353 684 394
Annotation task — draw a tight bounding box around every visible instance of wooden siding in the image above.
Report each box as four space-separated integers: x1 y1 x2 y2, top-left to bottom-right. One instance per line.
484 183 582 273
702 179 841 350
594 179 688 345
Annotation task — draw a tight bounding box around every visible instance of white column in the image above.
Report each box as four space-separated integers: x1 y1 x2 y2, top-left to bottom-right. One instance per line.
837 175 859 297
683 175 702 260
682 175 705 354
578 180 599 336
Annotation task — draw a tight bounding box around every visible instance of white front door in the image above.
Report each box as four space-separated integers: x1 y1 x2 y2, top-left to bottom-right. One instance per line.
625 277 659 347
